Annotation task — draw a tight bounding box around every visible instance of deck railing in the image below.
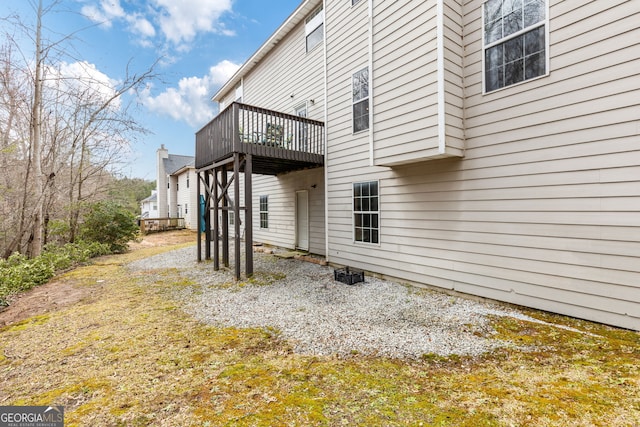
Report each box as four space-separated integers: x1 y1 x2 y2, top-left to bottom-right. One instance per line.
139 218 186 234
196 102 324 169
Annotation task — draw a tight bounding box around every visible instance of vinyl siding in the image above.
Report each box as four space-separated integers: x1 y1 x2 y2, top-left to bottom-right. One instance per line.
371 0 465 165
220 4 325 121
455 0 640 329
326 0 640 330
252 168 325 255
325 0 369 164
442 0 465 152
371 0 439 164
216 0 326 254
176 169 199 230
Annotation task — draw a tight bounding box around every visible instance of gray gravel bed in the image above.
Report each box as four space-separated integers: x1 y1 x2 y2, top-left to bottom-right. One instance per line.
128 246 536 359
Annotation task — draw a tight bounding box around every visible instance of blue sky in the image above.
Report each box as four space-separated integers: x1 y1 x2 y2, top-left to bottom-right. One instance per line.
0 0 301 180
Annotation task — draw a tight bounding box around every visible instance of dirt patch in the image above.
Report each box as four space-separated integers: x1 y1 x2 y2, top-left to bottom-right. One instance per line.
0 280 92 327
0 230 196 327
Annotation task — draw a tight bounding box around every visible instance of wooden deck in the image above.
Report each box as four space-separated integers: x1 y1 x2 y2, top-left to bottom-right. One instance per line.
196 102 324 175
195 102 324 279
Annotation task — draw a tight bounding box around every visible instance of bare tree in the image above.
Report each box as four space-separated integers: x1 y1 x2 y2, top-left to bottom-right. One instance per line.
0 0 157 258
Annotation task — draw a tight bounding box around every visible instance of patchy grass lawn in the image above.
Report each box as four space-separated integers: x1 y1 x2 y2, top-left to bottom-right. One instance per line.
1 232 639 426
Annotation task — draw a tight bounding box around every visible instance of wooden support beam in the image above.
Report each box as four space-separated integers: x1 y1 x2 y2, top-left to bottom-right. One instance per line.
197 171 202 262
204 171 212 261
221 165 229 267
233 153 241 280
212 169 218 268
196 156 235 173
245 153 253 277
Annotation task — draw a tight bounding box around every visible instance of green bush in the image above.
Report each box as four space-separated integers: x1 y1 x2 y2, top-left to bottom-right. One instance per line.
0 241 110 306
79 201 139 253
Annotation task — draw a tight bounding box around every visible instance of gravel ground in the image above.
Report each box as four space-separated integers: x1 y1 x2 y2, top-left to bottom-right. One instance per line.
128 246 535 360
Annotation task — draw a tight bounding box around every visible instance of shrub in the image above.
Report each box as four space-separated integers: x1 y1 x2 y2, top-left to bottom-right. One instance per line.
79 201 139 253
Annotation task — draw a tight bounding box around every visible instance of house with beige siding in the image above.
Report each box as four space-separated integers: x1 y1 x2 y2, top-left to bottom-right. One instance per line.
196 0 640 331
152 145 199 230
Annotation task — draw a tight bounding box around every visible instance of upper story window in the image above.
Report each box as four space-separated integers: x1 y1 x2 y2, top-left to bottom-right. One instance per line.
352 0 363 5
352 67 369 133
483 0 547 92
305 6 324 52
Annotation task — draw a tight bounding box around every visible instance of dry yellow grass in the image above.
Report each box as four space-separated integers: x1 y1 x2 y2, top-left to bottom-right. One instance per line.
1 232 639 426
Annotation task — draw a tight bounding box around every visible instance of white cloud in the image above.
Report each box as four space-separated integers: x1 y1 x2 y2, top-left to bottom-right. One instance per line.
81 0 125 28
54 61 121 109
154 0 233 45
82 0 233 48
140 60 240 128
127 14 156 38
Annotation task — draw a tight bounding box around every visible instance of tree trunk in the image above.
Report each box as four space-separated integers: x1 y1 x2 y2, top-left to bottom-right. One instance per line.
28 0 44 257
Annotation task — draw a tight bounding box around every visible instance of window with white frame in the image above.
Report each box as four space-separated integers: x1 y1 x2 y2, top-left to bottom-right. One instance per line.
353 181 379 244
352 67 369 133
305 6 324 52
484 0 547 92
259 196 269 229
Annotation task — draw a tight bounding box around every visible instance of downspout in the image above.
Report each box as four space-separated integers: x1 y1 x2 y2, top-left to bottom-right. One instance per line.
368 0 374 166
323 0 330 261
436 0 447 154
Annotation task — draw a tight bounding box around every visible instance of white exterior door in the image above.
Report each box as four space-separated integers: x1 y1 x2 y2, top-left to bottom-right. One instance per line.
296 190 309 251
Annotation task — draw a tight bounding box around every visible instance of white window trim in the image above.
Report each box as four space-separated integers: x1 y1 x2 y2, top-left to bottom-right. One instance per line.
481 0 550 94
352 66 370 135
259 195 269 229
305 6 324 53
352 180 380 246
294 102 308 116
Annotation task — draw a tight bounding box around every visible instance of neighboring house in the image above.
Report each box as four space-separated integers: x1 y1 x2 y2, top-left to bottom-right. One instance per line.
154 145 199 230
196 0 640 331
140 190 158 219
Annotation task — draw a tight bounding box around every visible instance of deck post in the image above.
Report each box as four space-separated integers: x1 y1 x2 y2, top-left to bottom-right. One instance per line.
233 153 241 280
221 165 229 267
211 169 218 268
245 153 253 277
197 171 202 262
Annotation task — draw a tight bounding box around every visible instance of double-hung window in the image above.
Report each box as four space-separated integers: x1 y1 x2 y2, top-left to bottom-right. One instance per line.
352 67 369 133
259 196 269 229
484 0 547 92
353 181 379 244
305 6 324 52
